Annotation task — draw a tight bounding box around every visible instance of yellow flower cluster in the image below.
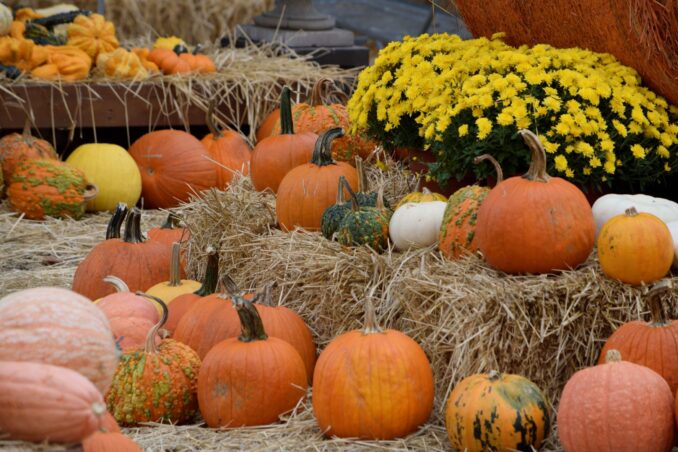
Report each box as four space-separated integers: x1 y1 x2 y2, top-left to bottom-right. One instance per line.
348 33 677 187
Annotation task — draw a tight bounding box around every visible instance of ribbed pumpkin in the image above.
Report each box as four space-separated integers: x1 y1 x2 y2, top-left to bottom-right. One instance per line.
67 13 119 60
445 371 550 451
106 294 201 426
597 207 673 285
475 129 595 274
83 431 142 452
269 78 375 162
0 287 118 393
72 208 173 300
201 102 251 189
313 295 434 439
7 159 96 220
0 125 58 190
250 87 317 193
439 154 503 260
0 361 108 443
65 143 142 211
336 185 392 251
96 275 159 352
197 293 308 427
129 129 217 209
559 349 674 452
145 242 200 310
165 246 219 335
31 45 92 81
598 280 678 393
277 128 359 232
96 47 151 80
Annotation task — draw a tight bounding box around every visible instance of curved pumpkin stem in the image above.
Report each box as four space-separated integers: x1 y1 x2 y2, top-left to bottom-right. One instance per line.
309 78 330 107
233 294 268 342
343 175 361 212
473 154 504 185
221 274 244 298
518 129 551 183
279 86 294 135
106 203 128 240
194 246 219 297
123 209 144 244
355 156 369 194
334 175 348 205
167 242 182 287
103 275 130 293
205 101 222 139
362 293 383 335
605 349 622 363
311 127 344 167
646 279 673 326
376 186 386 210
160 212 182 230
136 292 168 355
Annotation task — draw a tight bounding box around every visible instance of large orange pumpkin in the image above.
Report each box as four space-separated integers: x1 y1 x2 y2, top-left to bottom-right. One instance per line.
0 124 58 190
0 361 107 443
197 293 308 427
475 129 595 274
256 108 280 143
597 207 673 285
276 128 359 232
72 208 173 300
201 103 251 189
129 129 217 208
312 296 434 439
249 87 317 193
559 349 674 452
598 280 678 393
0 287 118 394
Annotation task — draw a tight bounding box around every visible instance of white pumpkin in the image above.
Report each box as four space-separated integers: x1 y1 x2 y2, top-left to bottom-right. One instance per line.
667 221 678 269
389 201 446 251
592 194 678 238
0 3 12 36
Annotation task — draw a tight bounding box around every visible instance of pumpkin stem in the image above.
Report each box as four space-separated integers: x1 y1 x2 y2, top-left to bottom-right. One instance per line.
21 116 31 138
413 176 422 193
311 127 344 167
221 274 244 297
205 101 222 138
136 292 168 354
123 209 144 244
105 203 128 239
102 275 130 293
160 212 181 229
519 129 551 183
259 283 276 307
473 154 504 185
376 186 386 210
343 176 361 212
355 156 368 193
309 78 330 107
488 370 502 381
168 242 182 287
194 246 219 296
646 279 673 326
91 402 107 418
279 86 294 135
362 293 383 335
334 175 348 205
625 206 639 217
605 349 622 363
233 294 268 342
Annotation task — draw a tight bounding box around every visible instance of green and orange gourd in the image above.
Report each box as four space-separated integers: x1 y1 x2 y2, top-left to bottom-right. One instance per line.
336 184 392 251
0 122 59 191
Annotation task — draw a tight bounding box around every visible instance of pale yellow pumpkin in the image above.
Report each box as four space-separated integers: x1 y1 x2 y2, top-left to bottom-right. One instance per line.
96 48 149 80
67 14 119 60
0 4 12 36
65 143 141 211
145 242 200 313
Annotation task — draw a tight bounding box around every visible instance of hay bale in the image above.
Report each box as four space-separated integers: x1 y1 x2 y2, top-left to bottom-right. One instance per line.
455 0 678 106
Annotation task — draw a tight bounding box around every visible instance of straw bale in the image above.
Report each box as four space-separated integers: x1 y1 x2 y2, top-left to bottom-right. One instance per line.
455 0 678 105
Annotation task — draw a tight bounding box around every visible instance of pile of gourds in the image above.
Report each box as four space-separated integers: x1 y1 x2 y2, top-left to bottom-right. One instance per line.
0 4 215 81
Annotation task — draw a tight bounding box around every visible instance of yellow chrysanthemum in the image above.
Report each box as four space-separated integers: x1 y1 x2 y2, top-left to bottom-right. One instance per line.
631 144 646 159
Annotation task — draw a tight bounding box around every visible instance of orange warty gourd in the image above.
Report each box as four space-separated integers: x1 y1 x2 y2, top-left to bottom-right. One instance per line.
0 124 58 190
597 207 673 285
0 361 108 443
475 129 595 274
559 349 674 452
250 87 317 193
0 287 118 393
83 431 142 452
445 371 550 451
201 102 251 189
106 294 201 426
72 207 173 300
598 281 678 393
197 293 308 427
312 295 434 440
277 128 359 232
129 129 217 208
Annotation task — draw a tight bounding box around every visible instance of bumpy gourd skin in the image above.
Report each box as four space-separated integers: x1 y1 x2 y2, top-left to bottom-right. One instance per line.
106 338 201 426
439 185 489 259
336 207 391 250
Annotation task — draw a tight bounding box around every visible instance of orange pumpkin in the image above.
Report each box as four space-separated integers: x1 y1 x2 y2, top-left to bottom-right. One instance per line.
197 292 308 427
276 128 359 232
597 207 673 285
72 208 173 300
201 102 251 189
147 212 189 246
0 287 118 394
129 129 217 208
256 108 280 142
147 47 215 75
67 13 119 60
475 129 595 274
559 349 674 452
250 87 317 193
83 431 142 452
312 296 434 439
0 124 58 189
0 361 107 443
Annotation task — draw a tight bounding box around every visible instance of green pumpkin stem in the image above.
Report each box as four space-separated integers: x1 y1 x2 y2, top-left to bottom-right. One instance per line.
473 154 504 185
342 176 361 212
279 86 294 135
168 242 182 287
362 293 383 335
194 246 219 296
102 275 130 293
106 203 128 239
221 274 244 297
646 279 673 326
123 209 144 244
136 292 168 354
160 212 181 230
233 295 268 342
311 127 344 167
519 129 551 183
